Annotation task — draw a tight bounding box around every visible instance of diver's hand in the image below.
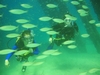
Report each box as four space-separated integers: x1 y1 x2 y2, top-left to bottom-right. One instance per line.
5 59 9 66
49 38 53 43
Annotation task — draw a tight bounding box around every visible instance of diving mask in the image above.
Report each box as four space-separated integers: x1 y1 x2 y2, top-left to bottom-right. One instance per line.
64 18 72 27
23 34 33 45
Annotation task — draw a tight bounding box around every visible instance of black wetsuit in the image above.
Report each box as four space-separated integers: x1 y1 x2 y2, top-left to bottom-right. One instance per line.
52 22 78 46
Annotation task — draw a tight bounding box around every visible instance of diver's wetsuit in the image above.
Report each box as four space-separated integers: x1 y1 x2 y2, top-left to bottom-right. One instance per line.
52 22 78 46
5 37 39 72
6 38 39 61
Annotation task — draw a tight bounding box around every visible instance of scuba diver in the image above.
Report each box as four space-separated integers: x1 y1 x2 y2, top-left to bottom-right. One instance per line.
5 29 39 72
49 16 78 46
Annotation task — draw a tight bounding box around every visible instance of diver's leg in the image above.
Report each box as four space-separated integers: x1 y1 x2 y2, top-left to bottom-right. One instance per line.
21 56 28 72
22 66 27 72
15 55 27 72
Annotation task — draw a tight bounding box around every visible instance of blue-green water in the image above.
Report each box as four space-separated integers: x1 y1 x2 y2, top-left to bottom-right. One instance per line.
0 0 100 75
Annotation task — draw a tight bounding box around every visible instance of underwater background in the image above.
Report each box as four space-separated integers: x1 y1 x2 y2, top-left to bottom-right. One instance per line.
0 0 100 75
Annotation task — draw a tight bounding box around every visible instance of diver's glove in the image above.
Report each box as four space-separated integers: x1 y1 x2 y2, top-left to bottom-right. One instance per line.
5 59 9 66
49 37 53 43
49 35 54 43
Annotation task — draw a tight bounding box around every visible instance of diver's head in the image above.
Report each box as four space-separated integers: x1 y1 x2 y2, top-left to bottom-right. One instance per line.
64 17 72 27
21 29 34 46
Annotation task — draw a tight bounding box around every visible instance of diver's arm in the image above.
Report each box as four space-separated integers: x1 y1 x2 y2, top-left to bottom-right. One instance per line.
32 40 40 55
5 45 18 66
47 35 55 50
33 47 40 55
